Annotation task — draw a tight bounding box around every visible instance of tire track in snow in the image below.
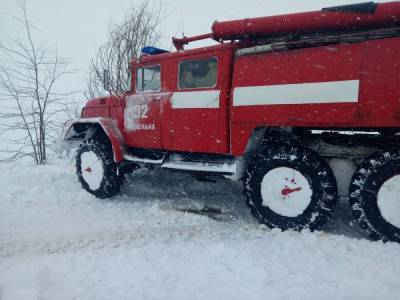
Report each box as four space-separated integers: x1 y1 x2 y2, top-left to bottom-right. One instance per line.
0 224 209 257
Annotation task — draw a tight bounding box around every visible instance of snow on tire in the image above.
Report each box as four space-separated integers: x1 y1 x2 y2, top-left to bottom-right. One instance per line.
245 143 338 231
349 150 400 243
76 138 123 199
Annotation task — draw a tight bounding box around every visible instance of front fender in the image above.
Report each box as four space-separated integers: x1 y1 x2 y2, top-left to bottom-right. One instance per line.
64 118 126 163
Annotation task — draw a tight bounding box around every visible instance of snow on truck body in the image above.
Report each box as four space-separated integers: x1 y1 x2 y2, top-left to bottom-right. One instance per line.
65 2 400 243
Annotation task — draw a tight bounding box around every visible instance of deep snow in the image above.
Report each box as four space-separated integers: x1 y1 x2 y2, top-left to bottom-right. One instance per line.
1 158 400 300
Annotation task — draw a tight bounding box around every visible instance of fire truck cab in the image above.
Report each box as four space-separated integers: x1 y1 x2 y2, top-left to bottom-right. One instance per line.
126 43 233 156
65 2 400 243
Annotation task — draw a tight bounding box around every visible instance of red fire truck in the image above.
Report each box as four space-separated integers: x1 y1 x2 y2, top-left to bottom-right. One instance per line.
65 2 400 242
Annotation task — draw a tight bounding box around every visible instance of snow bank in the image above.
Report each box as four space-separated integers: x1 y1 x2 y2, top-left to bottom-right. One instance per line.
1 159 400 299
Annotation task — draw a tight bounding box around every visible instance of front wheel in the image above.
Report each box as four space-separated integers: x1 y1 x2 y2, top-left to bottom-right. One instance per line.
76 138 123 199
245 144 338 231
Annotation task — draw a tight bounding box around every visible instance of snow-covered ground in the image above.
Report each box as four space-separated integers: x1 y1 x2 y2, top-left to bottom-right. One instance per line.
1 158 400 300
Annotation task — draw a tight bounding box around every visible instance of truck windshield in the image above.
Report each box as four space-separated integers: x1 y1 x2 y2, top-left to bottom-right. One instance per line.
136 65 161 92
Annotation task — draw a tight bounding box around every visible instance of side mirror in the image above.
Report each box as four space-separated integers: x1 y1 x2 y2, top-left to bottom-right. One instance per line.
103 69 111 92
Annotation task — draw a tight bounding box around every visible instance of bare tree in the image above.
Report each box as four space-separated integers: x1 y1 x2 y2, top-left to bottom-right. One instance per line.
87 0 162 99
0 1 75 165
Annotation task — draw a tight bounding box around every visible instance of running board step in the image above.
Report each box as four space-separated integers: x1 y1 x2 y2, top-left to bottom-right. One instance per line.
124 153 240 177
161 160 237 175
124 154 165 164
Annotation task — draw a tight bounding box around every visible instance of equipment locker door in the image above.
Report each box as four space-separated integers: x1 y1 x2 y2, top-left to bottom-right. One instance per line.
167 50 227 154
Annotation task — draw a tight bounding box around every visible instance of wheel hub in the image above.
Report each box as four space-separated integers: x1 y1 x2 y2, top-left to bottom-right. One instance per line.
80 151 104 190
261 167 312 217
377 175 400 228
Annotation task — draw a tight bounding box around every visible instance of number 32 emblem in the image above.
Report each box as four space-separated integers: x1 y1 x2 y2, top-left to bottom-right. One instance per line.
133 104 148 119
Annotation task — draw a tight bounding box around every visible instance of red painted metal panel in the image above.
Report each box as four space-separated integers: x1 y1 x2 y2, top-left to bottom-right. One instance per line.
99 118 125 163
159 59 177 151
219 47 235 154
84 107 110 118
230 37 400 156
358 38 400 126
83 96 113 118
168 106 221 153
65 118 125 163
165 48 224 154
123 92 163 149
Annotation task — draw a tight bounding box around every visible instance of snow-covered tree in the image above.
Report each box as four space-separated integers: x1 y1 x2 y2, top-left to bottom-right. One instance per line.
87 0 162 99
0 1 74 164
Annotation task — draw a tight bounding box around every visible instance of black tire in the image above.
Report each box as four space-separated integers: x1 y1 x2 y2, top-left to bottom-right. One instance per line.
349 150 400 243
245 143 338 231
76 137 123 199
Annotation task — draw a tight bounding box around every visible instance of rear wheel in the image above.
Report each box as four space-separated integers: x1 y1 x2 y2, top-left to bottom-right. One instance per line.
349 150 400 243
76 138 123 199
245 144 338 231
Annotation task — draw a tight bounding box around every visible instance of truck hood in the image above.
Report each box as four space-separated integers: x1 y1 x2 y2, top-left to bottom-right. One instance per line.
85 96 116 108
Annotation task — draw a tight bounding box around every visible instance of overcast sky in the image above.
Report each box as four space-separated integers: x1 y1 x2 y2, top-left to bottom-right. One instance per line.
0 0 394 98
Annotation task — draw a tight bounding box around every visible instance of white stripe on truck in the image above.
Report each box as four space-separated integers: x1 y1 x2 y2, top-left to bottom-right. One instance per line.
171 90 220 109
233 80 360 106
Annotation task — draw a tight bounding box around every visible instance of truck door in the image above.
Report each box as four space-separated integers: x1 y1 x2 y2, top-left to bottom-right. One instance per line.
168 51 228 154
124 64 163 149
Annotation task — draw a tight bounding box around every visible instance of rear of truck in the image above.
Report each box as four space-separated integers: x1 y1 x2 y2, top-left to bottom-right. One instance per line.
222 2 400 242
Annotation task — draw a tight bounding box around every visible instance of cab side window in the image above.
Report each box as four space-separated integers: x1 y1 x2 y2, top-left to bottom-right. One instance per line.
179 57 217 89
136 65 161 92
